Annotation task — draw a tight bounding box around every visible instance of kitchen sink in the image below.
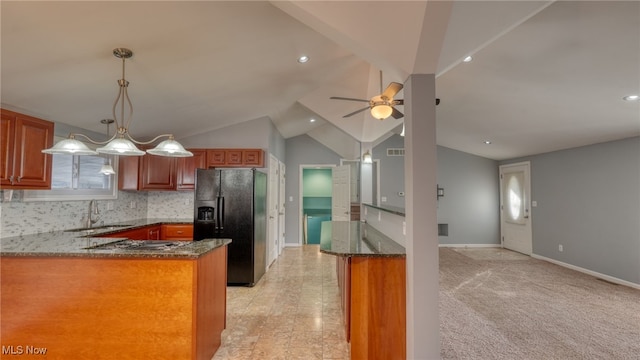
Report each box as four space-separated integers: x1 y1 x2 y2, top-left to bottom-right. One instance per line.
64 224 134 233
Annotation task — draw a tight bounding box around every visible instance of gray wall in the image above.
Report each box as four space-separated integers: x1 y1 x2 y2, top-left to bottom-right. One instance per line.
502 137 640 284
284 134 342 245
373 134 405 208
437 146 500 245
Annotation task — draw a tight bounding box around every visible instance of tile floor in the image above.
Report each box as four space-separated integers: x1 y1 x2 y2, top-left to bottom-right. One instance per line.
212 245 351 360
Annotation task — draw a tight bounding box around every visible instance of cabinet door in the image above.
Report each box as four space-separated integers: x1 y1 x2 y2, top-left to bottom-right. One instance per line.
207 150 226 167
12 114 54 188
226 150 243 166
147 226 161 240
177 149 207 190
118 156 140 190
140 154 176 190
243 149 264 167
0 111 15 186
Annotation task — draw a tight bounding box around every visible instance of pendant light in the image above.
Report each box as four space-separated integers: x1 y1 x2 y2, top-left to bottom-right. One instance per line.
98 119 116 175
43 48 192 157
362 150 373 164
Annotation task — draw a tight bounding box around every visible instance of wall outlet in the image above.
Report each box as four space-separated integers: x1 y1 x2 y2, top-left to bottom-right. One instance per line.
559 244 563 252
129 201 136 209
381 196 387 202
106 201 114 211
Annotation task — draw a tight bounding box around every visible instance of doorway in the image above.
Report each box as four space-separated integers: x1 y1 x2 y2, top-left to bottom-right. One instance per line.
499 161 533 255
298 165 334 245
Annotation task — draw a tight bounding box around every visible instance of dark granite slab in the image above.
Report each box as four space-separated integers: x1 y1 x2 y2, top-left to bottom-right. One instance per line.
319 221 405 258
0 219 230 259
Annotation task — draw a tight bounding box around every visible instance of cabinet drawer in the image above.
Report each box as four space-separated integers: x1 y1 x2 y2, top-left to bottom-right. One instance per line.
162 224 193 240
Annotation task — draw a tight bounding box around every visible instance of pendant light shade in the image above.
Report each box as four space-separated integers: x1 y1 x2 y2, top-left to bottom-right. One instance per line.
42 137 98 155
95 138 146 156
99 161 116 175
42 48 192 158
146 138 194 157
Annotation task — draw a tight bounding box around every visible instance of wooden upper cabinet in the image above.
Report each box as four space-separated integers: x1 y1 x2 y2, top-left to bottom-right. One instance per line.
177 149 207 190
140 154 176 190
119 148 264 191
206 148 264 168
1 109 53 189
119 153 176 191
206 150 226 167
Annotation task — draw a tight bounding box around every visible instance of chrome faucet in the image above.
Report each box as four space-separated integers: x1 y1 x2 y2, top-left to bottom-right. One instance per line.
86 200 100 228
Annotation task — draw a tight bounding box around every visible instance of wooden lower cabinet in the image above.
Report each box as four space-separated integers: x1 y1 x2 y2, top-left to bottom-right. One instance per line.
102 225 161 240
0 245 228 360
337 255 406 360
162 224 194 240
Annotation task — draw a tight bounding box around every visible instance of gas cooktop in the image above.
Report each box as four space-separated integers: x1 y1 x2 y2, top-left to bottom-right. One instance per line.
86 240 191 251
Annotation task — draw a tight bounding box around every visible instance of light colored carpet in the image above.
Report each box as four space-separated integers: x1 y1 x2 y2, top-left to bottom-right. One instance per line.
440 247 640 360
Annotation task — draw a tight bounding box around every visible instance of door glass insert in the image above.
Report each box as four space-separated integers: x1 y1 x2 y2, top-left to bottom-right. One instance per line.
504 171 525 224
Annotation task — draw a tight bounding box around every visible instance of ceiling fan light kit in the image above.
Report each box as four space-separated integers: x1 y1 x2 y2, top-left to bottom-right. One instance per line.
42 48 193 158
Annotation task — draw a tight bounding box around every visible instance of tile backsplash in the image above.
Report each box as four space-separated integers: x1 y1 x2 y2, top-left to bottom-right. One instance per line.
0 190 192 238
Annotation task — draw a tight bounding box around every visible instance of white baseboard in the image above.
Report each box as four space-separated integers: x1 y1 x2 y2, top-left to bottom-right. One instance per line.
285 243 302 248
439 243 501 248
531 253 640 290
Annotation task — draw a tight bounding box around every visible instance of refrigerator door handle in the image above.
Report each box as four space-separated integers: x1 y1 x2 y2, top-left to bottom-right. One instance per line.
219 196 225 230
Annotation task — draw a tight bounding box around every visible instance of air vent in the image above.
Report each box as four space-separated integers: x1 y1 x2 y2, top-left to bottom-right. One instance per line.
387 148 405 156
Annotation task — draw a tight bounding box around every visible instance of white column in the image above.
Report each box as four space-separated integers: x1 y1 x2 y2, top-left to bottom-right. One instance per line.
404 74 439 359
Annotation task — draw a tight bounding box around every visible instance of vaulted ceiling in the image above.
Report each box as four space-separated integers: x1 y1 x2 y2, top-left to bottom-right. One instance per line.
2 1 638 160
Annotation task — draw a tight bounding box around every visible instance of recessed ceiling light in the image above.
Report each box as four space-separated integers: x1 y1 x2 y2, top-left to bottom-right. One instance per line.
310 118 316 123
298 55 309 63
483 140 492 145
623 94 639 101
463 55 473 63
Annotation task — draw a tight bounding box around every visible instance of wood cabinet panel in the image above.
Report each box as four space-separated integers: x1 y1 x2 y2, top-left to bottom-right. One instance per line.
1 109 53 189
350 256 406 360
140 154 176 190
206 148 264 168
177 149 207 190
162 224 194 240
118 156 140 190
0 245 228 360
0 111 15 186
207 150 226 166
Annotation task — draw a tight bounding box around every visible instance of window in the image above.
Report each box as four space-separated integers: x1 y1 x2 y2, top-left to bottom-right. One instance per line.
23 153 118 201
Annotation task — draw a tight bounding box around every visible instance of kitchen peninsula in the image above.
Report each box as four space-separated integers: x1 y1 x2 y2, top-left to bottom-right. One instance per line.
320 221 406 360
0 220 229 360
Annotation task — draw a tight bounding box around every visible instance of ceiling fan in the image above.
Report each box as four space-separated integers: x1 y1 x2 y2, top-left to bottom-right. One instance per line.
330 71 441 120
330 71 404 120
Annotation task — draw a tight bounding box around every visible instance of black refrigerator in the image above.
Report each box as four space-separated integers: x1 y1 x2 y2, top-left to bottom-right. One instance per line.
193 168 267 286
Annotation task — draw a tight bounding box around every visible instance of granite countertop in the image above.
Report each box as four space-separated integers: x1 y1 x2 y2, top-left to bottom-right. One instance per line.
362 203 405 216
0 218 230 259
319 221 405 258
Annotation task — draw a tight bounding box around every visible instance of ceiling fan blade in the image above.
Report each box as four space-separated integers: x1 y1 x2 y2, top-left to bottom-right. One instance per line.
382 82 403 99
392 99 404 106
330 96 370 103
343 106 370 118
390 107 404 119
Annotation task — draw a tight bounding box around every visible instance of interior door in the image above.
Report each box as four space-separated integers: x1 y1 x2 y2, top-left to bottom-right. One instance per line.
267 154 279 268
332 165 351 221
278 161 286 255
500 161 532 255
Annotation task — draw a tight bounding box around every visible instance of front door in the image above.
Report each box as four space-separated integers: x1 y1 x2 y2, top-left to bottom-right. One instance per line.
499 161 532 255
